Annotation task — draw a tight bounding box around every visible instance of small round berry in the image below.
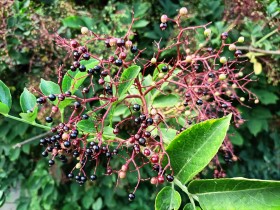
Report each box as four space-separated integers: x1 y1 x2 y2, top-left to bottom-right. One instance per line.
208 72 215 78
196 99 203 106
229 44 236 51
219 56 227 64
105 152 111 158
80 176 87 182
36 97 46 104
144 131 151 138
105 39 110 48
82 114 89 120
74 101 81 109
134 117 141 124
106 167 113 175
70 65 76 71
221 32 228 40
65 91 72 97
144 148 151 156
179 7 188 16
81 26 89 35
92 145 100 153
64 141 71 148
75 162 82 169
138 137 146 146
166 174 174 182
82 87 89 93
157 175 165 184
48 94 56 101
240 97 245 102
105 86 112 95
48 159 55 166
42 151 48 157
151 154 159 163
115 59 123 66
238 36 244 43
204 28 211 37
128 193 135 201
139 114 146 121
70 40 79 48
98 78 105 85
73 150 79 157
113 148 118 155
58 94 65 101
83 53 90 60
119 171 126 179
160 22 167 30
68 173 74 179
116 38 125 47
90 174 97 181
109 38 117 47
150 177 158 185
87 68 94 74
183 101 188 106
234 50 242 57
75 175 81 181
79 65 86 72
73 61 80 68
133 104 141 112
221 103 228 109
219 73 227 80
161 65 168 72
62 133 69 140
119 52 127 60
113 128 119 134
125 40 133 48
45 116 53 123
100 70 109 77
152 164 160 172
131 45 138 53
185 55 192 63
151 57 157 64
121 165 128 172
146 118 154 125
161 14 168 23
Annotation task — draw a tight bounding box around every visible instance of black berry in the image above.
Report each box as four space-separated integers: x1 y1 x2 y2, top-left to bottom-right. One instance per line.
45 116 53 123
133 104 141 111
128 193 135 201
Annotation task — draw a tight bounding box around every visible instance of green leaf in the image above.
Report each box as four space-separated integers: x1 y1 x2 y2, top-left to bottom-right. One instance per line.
62 16 84 28
153 63 166 80
39 79 61 96
166 114 232 184
183 203 201 210
77 119 95 133
0 80 12 113
252 89 278 105
153 94 179 108
228 127 244 146
19 107 38 122
160 127 177 146
133 20 149 28
20 88 36 112
155 186 181 210
118 65 141 100
103 126 116 140
82 193 93 209
92 197 103 210
188 178 280 210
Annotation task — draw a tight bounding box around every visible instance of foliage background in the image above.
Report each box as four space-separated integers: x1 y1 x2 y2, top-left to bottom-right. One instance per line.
0 0 279 209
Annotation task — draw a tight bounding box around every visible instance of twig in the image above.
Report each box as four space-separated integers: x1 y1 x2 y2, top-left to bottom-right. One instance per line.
13 131 52 148
237 46 280 55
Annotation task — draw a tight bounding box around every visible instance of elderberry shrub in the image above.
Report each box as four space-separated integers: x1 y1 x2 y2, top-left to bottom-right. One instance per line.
31 7 258 201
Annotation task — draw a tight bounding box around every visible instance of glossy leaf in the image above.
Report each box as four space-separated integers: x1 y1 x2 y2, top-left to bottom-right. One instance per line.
118 65 141 100
155 186 181 210
20 88 36 112
39 79 61 96
166 114 232 184
0 80 12 114
153 94 179 108
188 178 280 210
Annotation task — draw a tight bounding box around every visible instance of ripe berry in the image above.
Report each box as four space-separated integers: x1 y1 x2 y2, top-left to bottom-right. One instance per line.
166 174 174 182
70 66 76 71
161 66 168 72
45 116 53 123
160 22 167 30
152 164 160 172
221 32 228 40
133 104 141 111
144 148 151 156
48 94 56 101
221 103 228 109
131 46 138 53
113 148 118 155
158 175 165 184
75 175 81 181
144 131 151 138
151 154 159 163
64 141 71 148
87 68 94 74
92 145 100 153
116 38 125 47
90 174 97 181
70 40 79 48
146 118 153 125
105 152 111 158
196 99 203 106
73 150 79 157
48 159 55 166
115 59 123 66
79 46 87 53
82 87 89 93
65 91 72 97
119 52 127 60
208 72 215 78
140 114 146 121
105 39 110 48
138 137 146 146
134 117 141 124
58 94 65 101
42 151 48 157
79 65 86 72
73 61 80 68
83 53 90 60
74 101 81 109
106 167 113 175
100 70 109 77
68 173 74 179
128 193 135 201
82 114 89 120
234 50 242 57
36 97 46 104
105 86 112 95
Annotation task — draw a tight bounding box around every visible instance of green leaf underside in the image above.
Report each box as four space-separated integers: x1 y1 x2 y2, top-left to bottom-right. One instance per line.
166 114 232 184
188 178 280 210
20 88 36 112
0 80 12 110
155 186 181 210
118 65 141 100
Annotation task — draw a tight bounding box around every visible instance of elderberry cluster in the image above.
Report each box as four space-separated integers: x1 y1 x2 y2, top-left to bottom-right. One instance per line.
33 7 257 201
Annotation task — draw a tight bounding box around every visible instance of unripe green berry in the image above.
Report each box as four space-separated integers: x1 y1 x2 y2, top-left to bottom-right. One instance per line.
238 36 244 43
204 28 211 37
151 57 157 64
220 56 227 64
185 110 191 116
240 97 245 102
229 44 236 51
219 73 227 80
81 27 89 35
185 55 192 63
158 72 164 78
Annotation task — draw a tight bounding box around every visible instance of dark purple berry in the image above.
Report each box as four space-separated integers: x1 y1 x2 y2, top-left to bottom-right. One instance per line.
131 46 138 53
128 193 135 201
45 116 53 123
